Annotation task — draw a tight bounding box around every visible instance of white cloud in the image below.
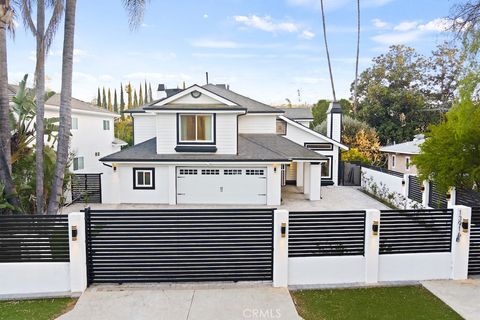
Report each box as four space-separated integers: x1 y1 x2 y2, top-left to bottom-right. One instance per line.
293 76 326 84
123 72 192 82
141 23 148 27
234 15 300 33
191 39 282 49
126 51 176 61
203 14 209 19
299 30 315 39
371 31 423 45
418 18 452 32
287 0 393 10
99 74 114 81
394 21 418 31
372 18 389 29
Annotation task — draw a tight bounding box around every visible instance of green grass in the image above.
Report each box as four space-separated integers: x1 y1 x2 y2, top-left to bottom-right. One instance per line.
291 286 463 320
0 298 76 320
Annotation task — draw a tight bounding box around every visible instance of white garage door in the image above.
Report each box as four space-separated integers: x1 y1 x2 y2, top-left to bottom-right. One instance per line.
176 167 267 205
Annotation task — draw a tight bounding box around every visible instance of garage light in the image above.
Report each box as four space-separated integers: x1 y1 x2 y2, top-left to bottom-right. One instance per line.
281 223 287 238
71 225 78 241
462 219 469 233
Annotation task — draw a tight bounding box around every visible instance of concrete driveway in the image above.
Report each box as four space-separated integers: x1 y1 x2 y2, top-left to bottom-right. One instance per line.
422 278 480 320
57 283 300 320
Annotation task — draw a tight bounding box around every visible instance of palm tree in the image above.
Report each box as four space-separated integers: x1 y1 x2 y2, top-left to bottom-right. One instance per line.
20 0 64 214
47 0 148 214
353 0 361 114
320 0 336 101
0 0 21 211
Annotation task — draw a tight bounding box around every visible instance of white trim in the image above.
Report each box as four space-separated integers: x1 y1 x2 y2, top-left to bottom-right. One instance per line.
279 115 349 150
179 114 214 143
147 109 246 114
45 104 119 118
381 150 419 156
152 85 239 106
106 161 292 165
135 169 154 188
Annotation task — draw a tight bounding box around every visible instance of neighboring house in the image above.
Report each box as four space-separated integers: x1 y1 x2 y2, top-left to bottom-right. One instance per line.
380 134 425 174
8 84 125 176
100 84 348 205
278 107 313 127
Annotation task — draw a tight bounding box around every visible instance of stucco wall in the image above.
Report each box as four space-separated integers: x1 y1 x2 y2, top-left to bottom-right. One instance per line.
386 153 418 175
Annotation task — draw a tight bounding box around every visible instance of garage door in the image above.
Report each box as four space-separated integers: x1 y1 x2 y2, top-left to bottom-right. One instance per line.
177 167 267 204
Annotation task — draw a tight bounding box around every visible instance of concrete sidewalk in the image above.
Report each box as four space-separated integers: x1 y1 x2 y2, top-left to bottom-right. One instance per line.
422 279 480 320
57 283 300 320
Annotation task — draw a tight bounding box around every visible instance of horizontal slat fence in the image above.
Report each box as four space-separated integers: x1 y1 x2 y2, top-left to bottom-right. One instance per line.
85 209 273 284
408 175 423 204
0 215 69 262
456 188 480 207
469 207 480 275
71 174 102 204
380 209 453 254
428 182 448 209
289 211 366 257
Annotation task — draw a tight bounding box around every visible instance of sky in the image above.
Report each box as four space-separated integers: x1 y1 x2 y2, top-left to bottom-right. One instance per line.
7 0 457 105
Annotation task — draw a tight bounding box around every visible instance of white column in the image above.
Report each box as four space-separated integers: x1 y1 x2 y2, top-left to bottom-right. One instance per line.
267 165 281 205
273 209 289 287
451 205 472 280
68 212 88 293
422 180 430 208
309 163 321 201
296 162 304 187
365 209 380 284
447 187 456 208
168 165 177 205
402 174 410 209
303 163 310 195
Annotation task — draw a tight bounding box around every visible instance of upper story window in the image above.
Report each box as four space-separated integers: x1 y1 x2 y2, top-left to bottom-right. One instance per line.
405 156 411 170
276 119 287 135
179 114 214 143
391 155 396 168
73 156 84 171
103 120 110 130
72 117 78 130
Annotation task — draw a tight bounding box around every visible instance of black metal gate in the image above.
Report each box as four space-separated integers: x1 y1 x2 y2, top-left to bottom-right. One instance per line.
71 174 102 203
469 207 480 276
85 208 274 284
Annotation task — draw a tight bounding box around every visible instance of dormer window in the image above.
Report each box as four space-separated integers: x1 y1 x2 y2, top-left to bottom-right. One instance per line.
179 114 214 143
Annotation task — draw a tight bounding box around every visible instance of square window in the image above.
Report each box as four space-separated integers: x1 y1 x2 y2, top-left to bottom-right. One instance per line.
94 152 100 157
72 117 78 130
276 119 287 135
133 168 155 189
103 120 110 130
73 156 84 171
405 157 411 170
321 158 331 178
179 114 213 143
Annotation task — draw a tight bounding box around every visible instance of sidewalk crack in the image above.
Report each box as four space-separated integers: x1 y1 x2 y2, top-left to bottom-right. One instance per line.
186 290 196 320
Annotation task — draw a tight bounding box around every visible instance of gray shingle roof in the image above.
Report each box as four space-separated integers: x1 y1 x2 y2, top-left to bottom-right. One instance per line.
100 134 326 162
280 107 313 119
380 138 425 155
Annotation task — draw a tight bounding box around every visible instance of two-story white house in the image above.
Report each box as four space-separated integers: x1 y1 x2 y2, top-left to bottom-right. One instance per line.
100 84 347 205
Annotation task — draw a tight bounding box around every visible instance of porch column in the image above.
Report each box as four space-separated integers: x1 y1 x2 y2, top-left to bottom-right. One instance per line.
296 162 304 187
309 162 321 201
303 163 310 195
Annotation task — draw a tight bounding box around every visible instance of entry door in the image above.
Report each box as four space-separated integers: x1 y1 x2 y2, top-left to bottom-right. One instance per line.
176 167 267 204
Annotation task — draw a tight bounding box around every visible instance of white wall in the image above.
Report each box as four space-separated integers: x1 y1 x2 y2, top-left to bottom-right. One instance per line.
289 256 365 285
45 106 118 174
283 122 339 185
215 113 237 154
133 114 156 144
238 114 276 134
0 262 70 296
361 167 404 195
156 113 177 154
267 164 281 205
378 253 452 282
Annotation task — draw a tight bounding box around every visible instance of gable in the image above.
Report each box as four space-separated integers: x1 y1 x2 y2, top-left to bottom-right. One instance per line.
151 85 238 107
169 93 225 105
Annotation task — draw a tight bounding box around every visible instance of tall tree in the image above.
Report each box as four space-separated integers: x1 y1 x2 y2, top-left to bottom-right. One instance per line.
20 0 64 214
107 88 112 111
113 89 118 113
47 0 149 214
148 82 153 102
97 87 101 106
102 87 107 109
320 0 336 101
144 80 148 103
0 0 22 211
120 82 125 119
47 0 76 214
127 82 132 109
133 89 138 108
352 0 360 114
138 84 144 106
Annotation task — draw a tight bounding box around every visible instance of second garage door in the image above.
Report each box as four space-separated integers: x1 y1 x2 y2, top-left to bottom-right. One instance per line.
177 167 267 204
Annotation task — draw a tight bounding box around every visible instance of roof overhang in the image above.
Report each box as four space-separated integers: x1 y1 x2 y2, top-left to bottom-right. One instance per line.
150 85 239 107
45 104 120 118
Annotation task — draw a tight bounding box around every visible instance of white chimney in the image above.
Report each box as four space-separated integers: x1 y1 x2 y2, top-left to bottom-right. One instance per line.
326 101 342 142
156 84 167 100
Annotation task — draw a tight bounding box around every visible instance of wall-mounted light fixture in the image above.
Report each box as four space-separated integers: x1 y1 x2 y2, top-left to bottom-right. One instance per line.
281 223 287 238
273 163 278 174
446 192 451 200
421 185 425 192
462 219 469 233
372 221 379 236
71 225 78 241
112 163 117 172
401 179 405 186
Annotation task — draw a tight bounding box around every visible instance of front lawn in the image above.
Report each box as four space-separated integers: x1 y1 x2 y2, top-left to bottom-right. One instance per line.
0 298 76 320
291 286 462 320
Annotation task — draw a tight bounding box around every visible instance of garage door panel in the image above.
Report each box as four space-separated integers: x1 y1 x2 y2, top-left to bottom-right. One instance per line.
177 167 267 204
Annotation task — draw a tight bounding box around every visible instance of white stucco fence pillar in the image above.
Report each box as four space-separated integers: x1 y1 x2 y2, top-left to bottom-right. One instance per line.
447 187 457 208
365 209 380 284
309 163 321 201
68 212 88 293
273 209 289 288
451 205 471 280
422 180 430 208
296 162 304 187
303 163 310 196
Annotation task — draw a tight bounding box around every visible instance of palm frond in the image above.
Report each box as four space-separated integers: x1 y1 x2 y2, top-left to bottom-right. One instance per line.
44 0 64 52
122 0 148 30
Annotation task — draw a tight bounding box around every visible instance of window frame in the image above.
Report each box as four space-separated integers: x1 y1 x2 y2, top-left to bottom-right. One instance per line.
276 119 287 135
177 113 216 145
103 120 110 131
72 117 79 130
320 156 333 179
133 168 155 190
405 156 411 171
73 156 84 171
391 154 396 168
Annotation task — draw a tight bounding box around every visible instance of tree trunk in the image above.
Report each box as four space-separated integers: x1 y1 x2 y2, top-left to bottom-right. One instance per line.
353 0 361 114
47 0 76 214
0 9 11 171
35 0 46 214
320 0 336 102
